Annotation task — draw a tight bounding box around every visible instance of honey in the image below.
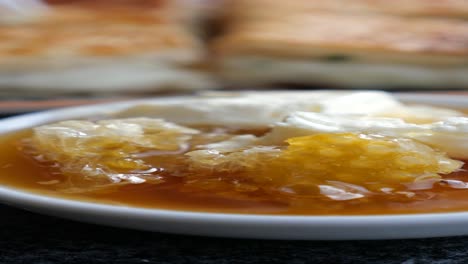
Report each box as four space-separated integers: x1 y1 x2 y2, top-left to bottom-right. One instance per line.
0 125 468 215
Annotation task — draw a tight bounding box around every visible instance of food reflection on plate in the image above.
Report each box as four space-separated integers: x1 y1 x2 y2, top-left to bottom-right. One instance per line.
0 91 466 215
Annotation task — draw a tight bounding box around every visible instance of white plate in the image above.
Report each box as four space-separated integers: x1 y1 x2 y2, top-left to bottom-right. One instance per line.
0 93 467 240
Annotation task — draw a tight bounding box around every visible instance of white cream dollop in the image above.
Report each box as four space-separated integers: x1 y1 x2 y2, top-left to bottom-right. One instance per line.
116 91 463 128
117 91 459 128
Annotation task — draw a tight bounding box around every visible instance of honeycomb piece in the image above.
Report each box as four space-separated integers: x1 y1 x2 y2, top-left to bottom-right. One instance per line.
31 118 199 185
267 133 463 191
187 146 280 173
187 133 463 197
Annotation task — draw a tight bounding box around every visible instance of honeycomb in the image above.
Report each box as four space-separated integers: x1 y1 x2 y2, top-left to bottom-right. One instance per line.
27 118 463 198
271 134 462 191
30 118 199 188
187 133 463 196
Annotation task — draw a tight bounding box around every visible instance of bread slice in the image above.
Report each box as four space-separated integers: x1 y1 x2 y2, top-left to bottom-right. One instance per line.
214 6 468 89
0 0 215 93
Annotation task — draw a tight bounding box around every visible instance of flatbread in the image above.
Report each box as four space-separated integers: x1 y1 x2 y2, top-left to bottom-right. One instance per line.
214 3 468 89
0 0 215 93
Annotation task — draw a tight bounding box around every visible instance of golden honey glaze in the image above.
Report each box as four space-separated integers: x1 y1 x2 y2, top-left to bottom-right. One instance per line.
0 128 467 216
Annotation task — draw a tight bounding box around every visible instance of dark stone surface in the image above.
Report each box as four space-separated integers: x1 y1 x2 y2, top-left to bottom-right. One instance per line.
1 205 468 264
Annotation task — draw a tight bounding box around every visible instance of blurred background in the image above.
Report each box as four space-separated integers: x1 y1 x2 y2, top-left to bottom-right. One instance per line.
0 0 466 114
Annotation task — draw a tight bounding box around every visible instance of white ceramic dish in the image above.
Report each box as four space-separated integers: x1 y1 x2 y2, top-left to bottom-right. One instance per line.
0 93 467 240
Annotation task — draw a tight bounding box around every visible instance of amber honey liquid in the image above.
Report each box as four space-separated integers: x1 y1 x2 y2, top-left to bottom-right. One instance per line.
1 129 468 215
